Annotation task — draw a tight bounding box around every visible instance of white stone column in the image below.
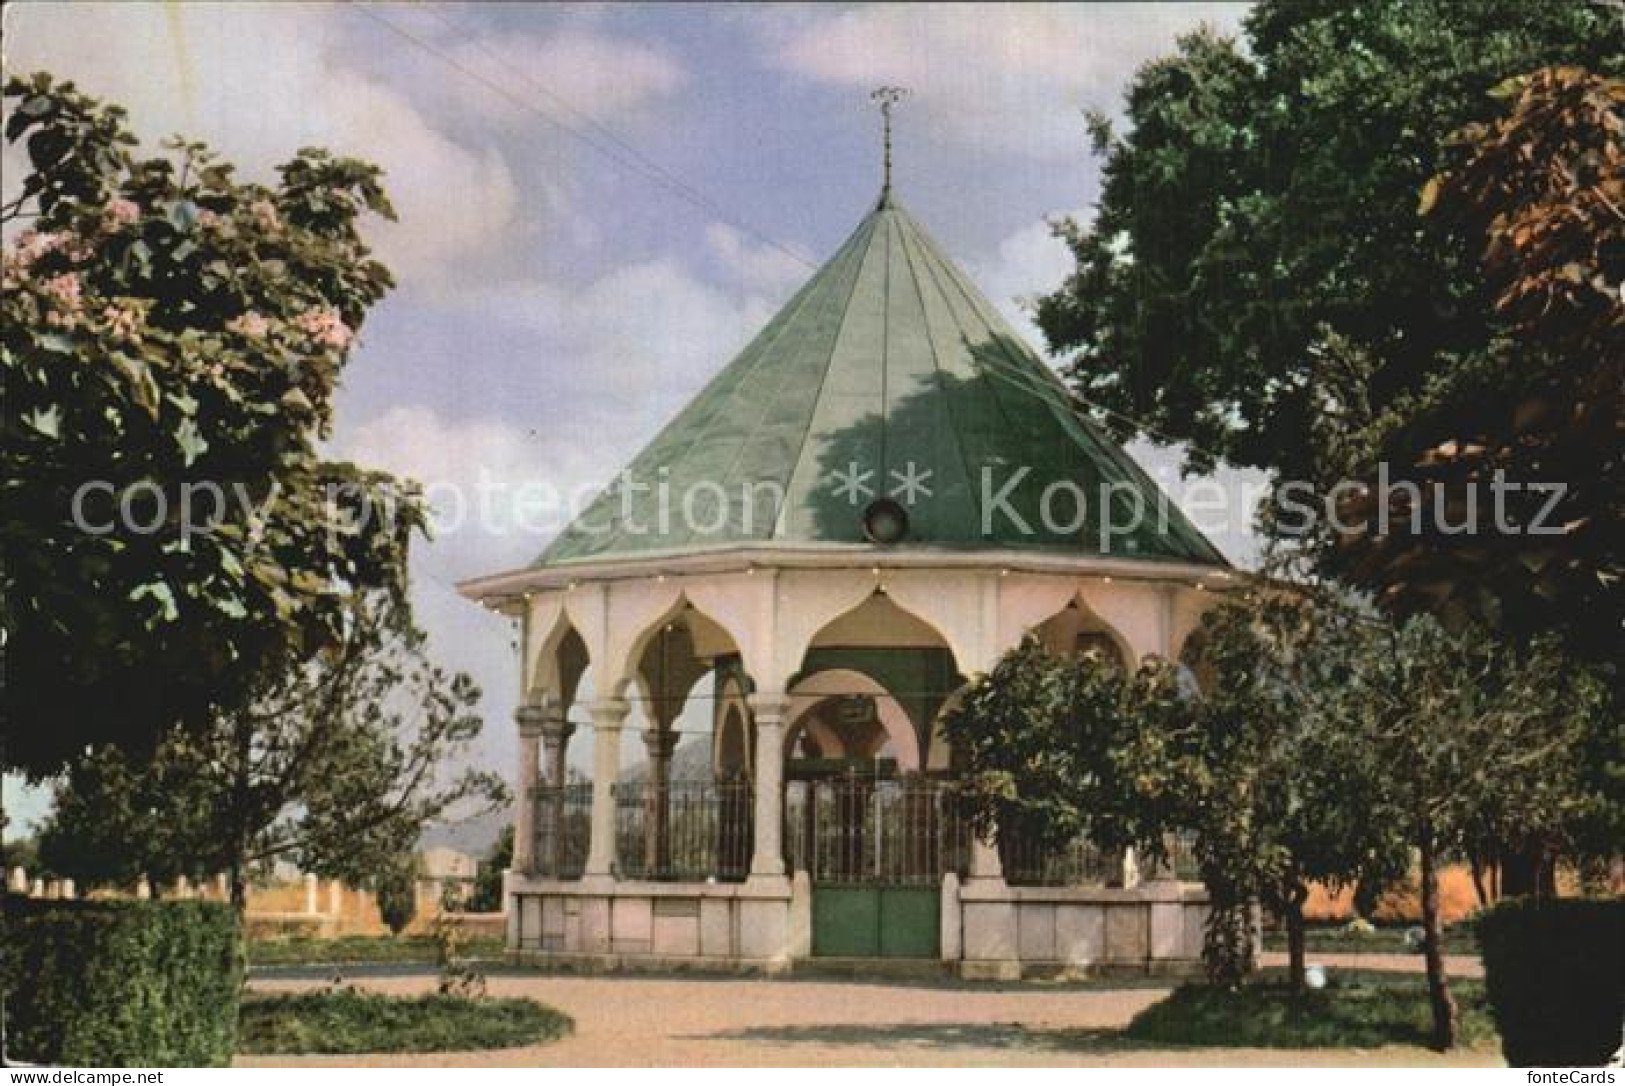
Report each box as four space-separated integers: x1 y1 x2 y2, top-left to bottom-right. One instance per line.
968 831 1006 885
748 694 790 880
538 703 575 877
642 727 679 875
513 702 547 874
583 698 630 881
303 872 318 914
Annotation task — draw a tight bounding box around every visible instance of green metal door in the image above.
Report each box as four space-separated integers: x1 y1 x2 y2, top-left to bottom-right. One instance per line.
812 884 939 958
797 776 958 959
878 885 939 958
812 885 880 957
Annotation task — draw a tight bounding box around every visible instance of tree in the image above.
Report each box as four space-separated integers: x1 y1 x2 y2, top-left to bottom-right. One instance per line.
942 629 1400 990
2 74 419 775
468 826 514 914
375 851 418 936
1174 597 1408 990
1329 616 1621 1049
1328 66 1624 650
1036 1 1616 476
35 590 507 909
941 639 1186 871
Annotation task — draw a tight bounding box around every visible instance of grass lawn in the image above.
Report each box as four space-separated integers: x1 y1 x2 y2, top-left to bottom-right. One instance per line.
237 990 572 1055
247 933 505 966
1260 922 1478 956
1125 973 1496 1050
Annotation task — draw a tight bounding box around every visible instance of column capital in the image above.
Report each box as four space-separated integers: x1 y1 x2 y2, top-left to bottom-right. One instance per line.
642 727 681 760
515 702 549 738
746 692 792 722
583 698 631 728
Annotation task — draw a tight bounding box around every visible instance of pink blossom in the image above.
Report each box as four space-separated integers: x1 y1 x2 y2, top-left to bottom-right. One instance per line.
42 272 82 310
9 229 64 268
102 302 144 344
294 307 354 350
106 197 141 227
228 311 271 338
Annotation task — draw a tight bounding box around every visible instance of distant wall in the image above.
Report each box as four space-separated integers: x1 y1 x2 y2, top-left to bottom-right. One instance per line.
1302 862 1612 926
6 865 502 938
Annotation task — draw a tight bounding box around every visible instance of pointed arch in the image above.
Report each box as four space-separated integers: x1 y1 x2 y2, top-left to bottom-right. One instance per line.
784 668 922 771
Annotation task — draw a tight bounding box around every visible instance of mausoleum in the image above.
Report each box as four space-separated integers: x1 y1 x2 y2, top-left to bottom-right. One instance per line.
460 166 1233 976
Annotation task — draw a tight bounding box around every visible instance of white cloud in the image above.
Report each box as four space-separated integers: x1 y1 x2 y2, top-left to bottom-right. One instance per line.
967 216 1077 345
705 222 810 297
2 2 521 287
437 26 687 130
762 3 1249 160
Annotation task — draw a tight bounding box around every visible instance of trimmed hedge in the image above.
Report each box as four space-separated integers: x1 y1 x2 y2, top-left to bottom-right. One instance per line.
1476 897 1624 1067
1 894 242 1066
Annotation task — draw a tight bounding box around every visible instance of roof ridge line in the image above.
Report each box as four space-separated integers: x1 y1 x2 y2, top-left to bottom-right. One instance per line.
768 209 887 541
892 212 985 539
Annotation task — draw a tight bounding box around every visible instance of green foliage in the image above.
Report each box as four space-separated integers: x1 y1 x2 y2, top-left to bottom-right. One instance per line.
36 591 507 900
236 990 571 1055
1037 0 1616 474
244 933 503 966
1124 976 1496 1050
1329 66 1625 647
1475 897 1625 1066
941 638 1188 864
1306 607 1619 1049
429 887 487 999
2 73 421 776
1175 597 1410 988
468 825 514 913
1036 3 1622 649
0 895 241 1066
375 852 417 936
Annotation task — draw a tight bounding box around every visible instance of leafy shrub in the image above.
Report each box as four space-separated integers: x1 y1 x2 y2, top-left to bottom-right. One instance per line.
237 990 570 1054
1125 976 1495 1049
1476 897 1624 1066
467 826 512 913
375 855 417 935
0 894 241 1066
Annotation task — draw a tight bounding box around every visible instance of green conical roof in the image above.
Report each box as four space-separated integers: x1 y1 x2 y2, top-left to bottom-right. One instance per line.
538 195 1224 567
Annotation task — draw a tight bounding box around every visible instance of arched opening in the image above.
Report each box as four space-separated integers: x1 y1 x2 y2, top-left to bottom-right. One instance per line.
1030 594 1131 671
784 592 966 885
616 597 752 882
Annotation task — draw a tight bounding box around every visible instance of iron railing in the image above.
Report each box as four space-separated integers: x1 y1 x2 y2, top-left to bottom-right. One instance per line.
612 778 753 882
1001 834 1115 887
785 776 967 886
1002 829 1203 886
531 782 591 880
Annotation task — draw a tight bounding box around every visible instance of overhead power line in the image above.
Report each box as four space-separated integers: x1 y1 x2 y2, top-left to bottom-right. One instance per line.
350 4 818 271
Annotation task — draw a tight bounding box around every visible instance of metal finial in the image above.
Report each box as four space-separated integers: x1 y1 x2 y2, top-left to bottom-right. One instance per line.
870 86 909 199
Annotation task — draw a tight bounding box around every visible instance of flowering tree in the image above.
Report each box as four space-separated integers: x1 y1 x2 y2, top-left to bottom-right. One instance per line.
2 74 420 775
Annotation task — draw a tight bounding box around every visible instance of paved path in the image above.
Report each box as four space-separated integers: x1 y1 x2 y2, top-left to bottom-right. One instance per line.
240 972 1500 1067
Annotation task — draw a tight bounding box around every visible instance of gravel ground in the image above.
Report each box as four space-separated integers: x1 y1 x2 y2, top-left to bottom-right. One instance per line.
239 971 1501 1067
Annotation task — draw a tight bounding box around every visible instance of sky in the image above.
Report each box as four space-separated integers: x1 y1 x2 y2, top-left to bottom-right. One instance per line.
2 1 1262 842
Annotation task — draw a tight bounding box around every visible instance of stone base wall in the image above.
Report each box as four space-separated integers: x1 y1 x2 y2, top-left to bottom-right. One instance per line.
951 874 1209 980
506 870 1210 976
507 871 803 973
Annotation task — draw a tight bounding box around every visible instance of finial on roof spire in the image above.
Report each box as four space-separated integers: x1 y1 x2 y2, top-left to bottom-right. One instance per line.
870 85 909 202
